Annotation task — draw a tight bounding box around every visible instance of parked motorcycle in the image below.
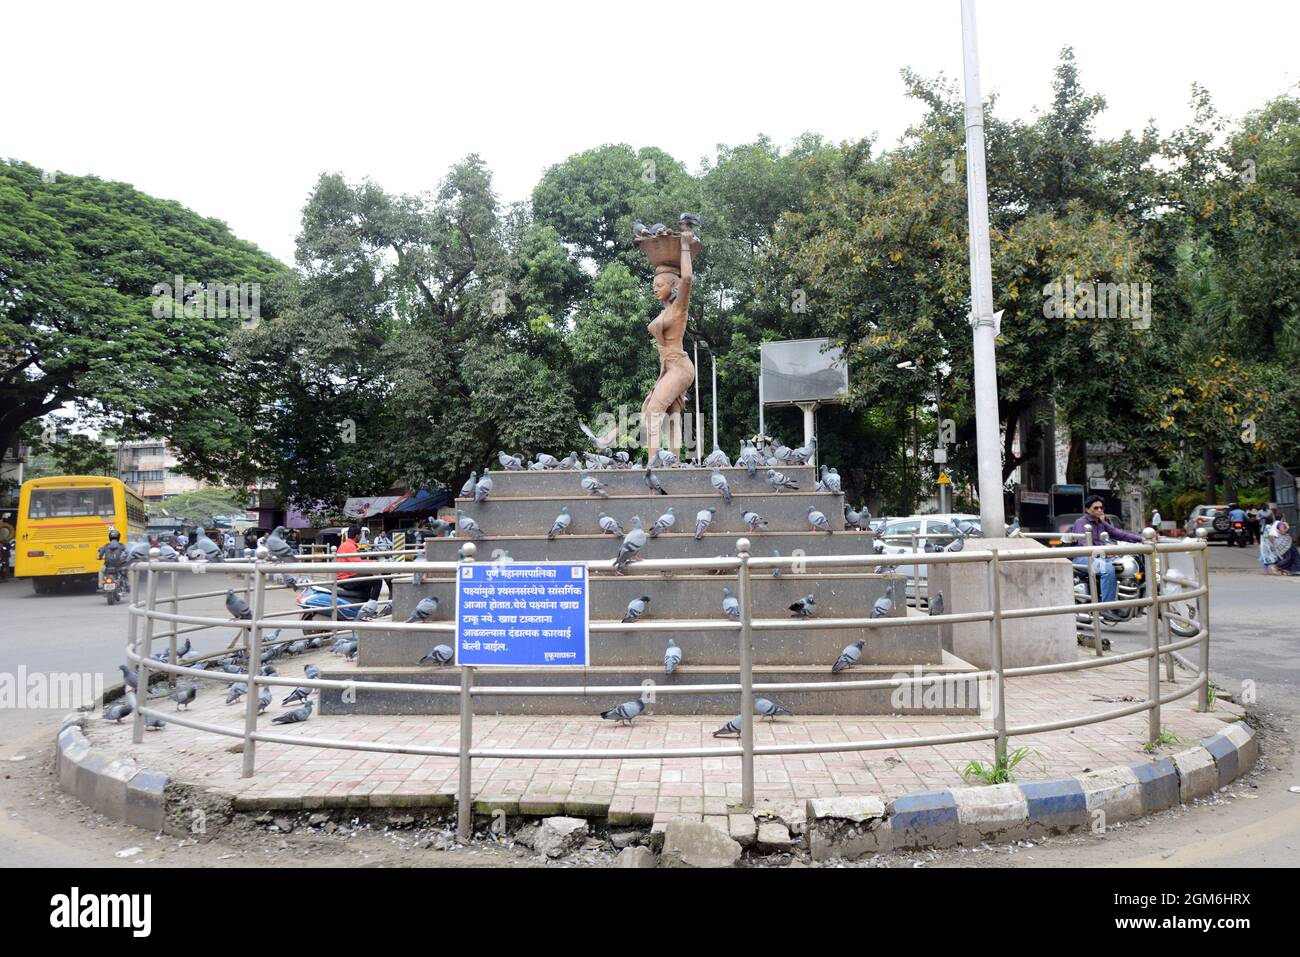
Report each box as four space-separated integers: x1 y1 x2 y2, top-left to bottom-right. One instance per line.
295 584 391 622
1072 551 1199 641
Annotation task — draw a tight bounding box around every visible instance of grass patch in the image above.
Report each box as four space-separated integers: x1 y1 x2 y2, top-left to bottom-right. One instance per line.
1142 730 1183 753
961 746 1033 785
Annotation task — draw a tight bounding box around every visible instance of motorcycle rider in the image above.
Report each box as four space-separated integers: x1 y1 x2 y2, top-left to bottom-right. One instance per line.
97 529 129 590
1072 496 1143 620
336 525 382 603
1228 502 1248 546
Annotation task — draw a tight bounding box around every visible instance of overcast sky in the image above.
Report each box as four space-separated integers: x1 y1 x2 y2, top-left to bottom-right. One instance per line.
5 1 1297 265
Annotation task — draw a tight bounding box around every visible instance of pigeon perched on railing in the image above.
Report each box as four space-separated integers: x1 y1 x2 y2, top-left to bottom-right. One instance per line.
548 506 572 541
873 585 894 619
600 698 646 725
613 517 646 573
272 700 313 725
755 697 793 720
417 644 454 666
807 505 832 535
533 453 559 470
788 594 817 618
695 507 716 540
598 512 624 536
738 441 761 477
722 586 741 622
474 468 493 504
644 466 668 495
498 451 524 471
613 592 648 625
266 526 295 562
650 508 676 539
711 468 732 504
765 468 798 492
663 639 683 675
742 510 768 532
459 471 477 498
191 527 223 562
406 596 439 623
585 451 615 470
613 451 632 468
226 589 252 621
580 471 609 498
832 640 865 674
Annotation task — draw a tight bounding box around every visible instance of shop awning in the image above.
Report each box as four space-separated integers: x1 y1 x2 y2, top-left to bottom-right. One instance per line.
342 495 406 518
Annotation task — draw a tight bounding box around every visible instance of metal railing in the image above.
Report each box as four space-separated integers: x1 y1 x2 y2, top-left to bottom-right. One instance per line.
123 529 1212 841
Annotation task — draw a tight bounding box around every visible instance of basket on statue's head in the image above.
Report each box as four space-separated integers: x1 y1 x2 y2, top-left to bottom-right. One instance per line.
636 232 702 271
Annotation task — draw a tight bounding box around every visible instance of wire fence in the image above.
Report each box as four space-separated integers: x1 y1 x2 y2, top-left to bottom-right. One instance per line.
123 529 1212 840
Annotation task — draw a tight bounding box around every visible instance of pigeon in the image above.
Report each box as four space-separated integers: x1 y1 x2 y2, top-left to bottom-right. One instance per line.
287 640 308 655
259 665 277 676
873 585 895 619
742 510 768 532
598 512 624 536
307 636 323 649
580 470 609 498
226 589 252 620
807 505 832 535
679 212 702 229
648 223 668 236
225 682 248 704
663 639 683 675
119 664 138 690
104 693 134 723
819 465 841 494
192 527 223 561
304 664 321 680
712 716 742 737
406 596 439 623
282 686 311 706
221 662 243 674
600 698 646 725
558 451 580 470
580 421 615 452
722 586 740 622
585 452 614 470
710 468 732 504
144 713 166 731
548 506 572 541
418 644 455 666
272 700 313 725
633 218 653 238
771 548 782 577
613 517 647 573
456 511 484 539
474 468 493 504
739 441 761 477
650 507 676 539
498 451 524 471
695 507 716 540
172 685 197 710
356 598 380 622
533 453 559 469
792 437 817 465
266 526 295 561
765 468 799 492
755 697 793 720
652 448 679 468
613 451 631 468
773 444 797 464
789 594 817 618
459 471 478 498
929 591 945 617
844 504 864 530
832 640 865 674
622 596 651 624
257 685 272 713
493 549 515 563
332 639 359 658
702 447 731 469
644 467 667 495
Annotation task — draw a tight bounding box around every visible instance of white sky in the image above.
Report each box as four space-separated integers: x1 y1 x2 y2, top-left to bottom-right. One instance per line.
4 0 1298 265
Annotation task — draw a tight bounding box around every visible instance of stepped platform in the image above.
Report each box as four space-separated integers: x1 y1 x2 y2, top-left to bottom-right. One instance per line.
475 464 821 497
317 652 981 717
422 530 874 562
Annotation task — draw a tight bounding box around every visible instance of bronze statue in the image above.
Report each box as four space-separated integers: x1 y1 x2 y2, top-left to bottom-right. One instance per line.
637 223 701 459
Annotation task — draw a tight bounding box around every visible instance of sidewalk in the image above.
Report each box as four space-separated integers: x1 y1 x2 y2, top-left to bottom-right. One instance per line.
82 649 1243 825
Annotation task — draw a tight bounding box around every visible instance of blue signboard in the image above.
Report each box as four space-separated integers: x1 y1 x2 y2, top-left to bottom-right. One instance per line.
455 562 589 667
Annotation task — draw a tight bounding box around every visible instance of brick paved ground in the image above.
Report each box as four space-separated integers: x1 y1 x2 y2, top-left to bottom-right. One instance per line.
88 650 1242 824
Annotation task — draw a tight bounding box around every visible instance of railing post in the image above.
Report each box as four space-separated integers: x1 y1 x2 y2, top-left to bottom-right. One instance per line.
1196 530 1211 711
737 538 754 811
457 542 476 843
167 564 179 689
910 531 919 608
330 544 339 624
1084 525 1104 656
986 547 1007 766
241 561 268 778
1143 528 1161 744
129 561 156 744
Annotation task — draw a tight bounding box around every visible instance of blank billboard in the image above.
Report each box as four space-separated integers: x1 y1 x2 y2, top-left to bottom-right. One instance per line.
760 338 849 405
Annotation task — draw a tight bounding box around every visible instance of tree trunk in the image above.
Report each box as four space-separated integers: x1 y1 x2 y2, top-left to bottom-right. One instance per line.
1066 434 1088 485
1203 445 1218 503
1223 473 1236 505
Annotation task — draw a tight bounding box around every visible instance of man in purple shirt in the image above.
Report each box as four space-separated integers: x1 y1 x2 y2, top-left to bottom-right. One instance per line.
1072 495 1143 613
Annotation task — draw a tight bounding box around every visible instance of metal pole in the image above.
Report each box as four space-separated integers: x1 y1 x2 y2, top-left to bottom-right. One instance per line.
737 538 754 810
167 567 179 690
758 353 765 443
1083 525 1103 656
693 339 702 463
1144 529 1160 744
711 349 719 457
457 542 476 842
910 531 920 608
986 548 1007 765
241 563 268 777
1196 531 1210 711
129 562 155 745
960 0 1006 534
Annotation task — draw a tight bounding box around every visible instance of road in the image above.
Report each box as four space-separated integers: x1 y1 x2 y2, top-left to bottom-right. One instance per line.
0 546 1295 867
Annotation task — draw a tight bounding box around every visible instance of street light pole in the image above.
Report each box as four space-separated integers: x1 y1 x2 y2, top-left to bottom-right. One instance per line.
961 0 1006 534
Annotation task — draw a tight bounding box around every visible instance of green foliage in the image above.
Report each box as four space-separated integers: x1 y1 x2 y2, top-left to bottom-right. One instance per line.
961 746 1033 785
23 430 115 478
146 487 249 527
1142 731 1183 754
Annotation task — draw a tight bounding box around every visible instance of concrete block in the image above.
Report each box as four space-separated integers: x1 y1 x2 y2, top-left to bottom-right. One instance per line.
91 757 138 822
1199 732 1240 789
472 465 818 497
1171 747 1218 802
124 770 167 832
1078 766 1143 826
1220 721 1258 776
888 790 959 848
659 820 742 868
756 821 793 853
616 846 656 868
58 729 91 794
533 816 588 858
927 537 1075 668
806 796 887 861
952 783 1028 843
518 799 567 817
1019 779 1088 837
74 750 112 809
425 530 877 564
728 813 757 848
1129 757 1179 813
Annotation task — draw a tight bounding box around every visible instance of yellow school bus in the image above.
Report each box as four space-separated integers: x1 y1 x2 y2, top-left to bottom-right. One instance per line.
15 475 147 594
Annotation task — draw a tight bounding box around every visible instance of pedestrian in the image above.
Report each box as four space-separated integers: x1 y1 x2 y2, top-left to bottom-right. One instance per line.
288 528 301 555
1150 507 1162 531
1247 507 1261 545
1263 520 1300 575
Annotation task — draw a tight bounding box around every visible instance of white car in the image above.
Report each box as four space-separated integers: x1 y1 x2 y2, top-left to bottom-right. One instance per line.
872 516 969 592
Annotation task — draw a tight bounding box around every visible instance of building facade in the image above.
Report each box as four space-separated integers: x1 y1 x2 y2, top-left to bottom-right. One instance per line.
112 440 205 501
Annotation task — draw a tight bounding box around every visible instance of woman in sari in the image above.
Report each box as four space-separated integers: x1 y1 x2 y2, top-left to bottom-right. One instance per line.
1263 520 1300 575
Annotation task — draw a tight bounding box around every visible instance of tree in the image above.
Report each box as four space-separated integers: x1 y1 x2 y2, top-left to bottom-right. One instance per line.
0 161 290 468
146 487 249 527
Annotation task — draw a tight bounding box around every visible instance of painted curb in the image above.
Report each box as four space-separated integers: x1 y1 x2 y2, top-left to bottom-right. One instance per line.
54 711 167 834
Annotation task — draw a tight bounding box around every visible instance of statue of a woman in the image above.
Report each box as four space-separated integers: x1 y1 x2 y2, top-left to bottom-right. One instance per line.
641 227 695 459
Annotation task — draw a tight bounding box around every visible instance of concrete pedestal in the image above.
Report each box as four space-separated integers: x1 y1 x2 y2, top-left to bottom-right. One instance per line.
927 537 1075 669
